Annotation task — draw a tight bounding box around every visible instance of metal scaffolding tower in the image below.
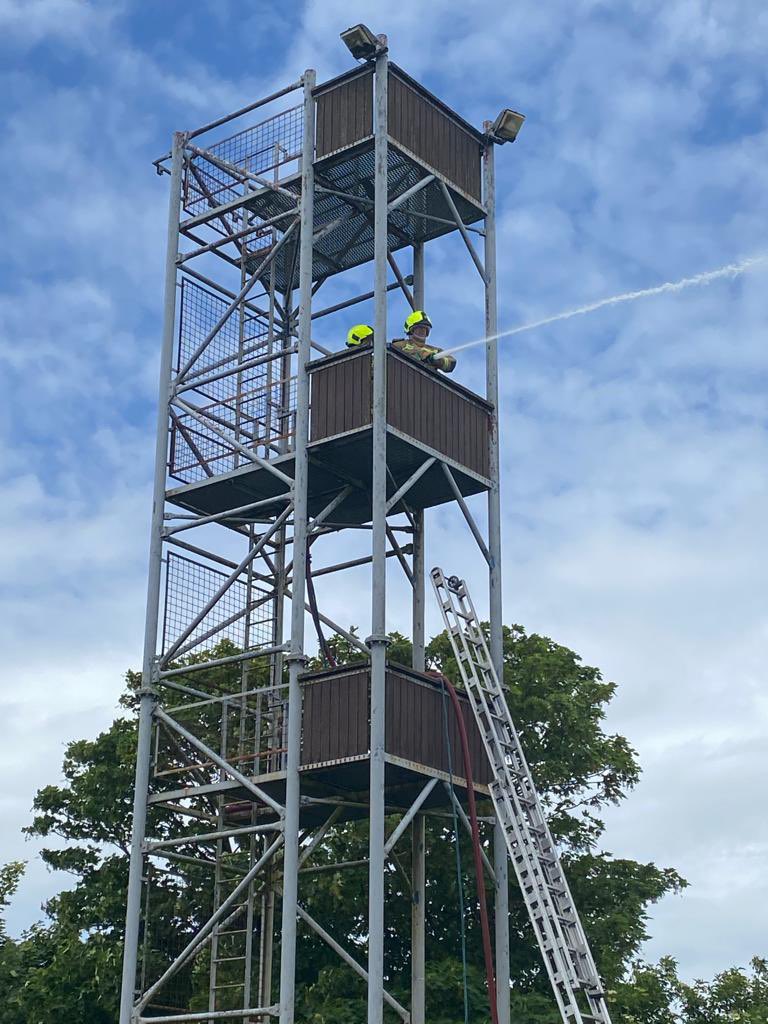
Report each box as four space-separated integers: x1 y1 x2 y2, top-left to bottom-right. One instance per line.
120 29 544 1024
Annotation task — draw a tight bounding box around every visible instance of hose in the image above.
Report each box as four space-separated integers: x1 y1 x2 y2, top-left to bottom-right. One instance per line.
305 544 335 667
440 680 471 1024
435 672 499 1024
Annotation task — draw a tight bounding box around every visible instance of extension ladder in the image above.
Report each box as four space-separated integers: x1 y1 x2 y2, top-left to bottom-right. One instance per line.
430 568 613 1024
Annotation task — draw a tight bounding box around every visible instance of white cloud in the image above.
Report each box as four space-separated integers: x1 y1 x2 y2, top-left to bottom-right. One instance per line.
1 0 766 991
0 0 121 48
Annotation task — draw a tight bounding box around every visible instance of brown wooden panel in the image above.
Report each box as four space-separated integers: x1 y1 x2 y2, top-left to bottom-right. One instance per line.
316 72 373 159
301 665 490 783
310 354 372 441
388 75 481 200
384 669 491 784
311 350 490 475
311 365 328 440
301 670 369 765
386 354 490 477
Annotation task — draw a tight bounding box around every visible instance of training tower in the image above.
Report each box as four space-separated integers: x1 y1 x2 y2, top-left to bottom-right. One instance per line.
121 27 528 1024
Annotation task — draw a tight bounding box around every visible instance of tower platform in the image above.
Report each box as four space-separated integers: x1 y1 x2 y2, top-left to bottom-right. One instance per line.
235 64 486 291
167 348 493 525
149 663 492 830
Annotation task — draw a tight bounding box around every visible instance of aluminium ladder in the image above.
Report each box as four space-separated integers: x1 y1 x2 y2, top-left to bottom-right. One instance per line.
430 567 613 1024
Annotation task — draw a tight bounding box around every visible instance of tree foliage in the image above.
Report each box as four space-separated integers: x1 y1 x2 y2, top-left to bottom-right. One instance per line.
0 627 763 1022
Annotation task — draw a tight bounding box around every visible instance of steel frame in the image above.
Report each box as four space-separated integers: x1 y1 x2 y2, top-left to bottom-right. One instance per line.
121 46 511 1024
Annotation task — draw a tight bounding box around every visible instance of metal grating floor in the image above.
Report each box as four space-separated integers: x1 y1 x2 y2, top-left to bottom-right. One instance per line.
243 141 485 290
166 426 490 526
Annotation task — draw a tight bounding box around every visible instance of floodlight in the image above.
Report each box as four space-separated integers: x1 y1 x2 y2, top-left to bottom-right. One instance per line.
340 23 381 60
489 108 526 144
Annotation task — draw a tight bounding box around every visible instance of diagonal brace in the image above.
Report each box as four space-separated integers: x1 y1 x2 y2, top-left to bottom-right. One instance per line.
171 396 294 487
386 458 436 513
297 807 344 868
442 463 492 566
388 174 435 214
137 831 284 1010
283 584 369 656
153 707 284 819
161 504 293 664
438 179 488 284
384 778 437 856
175 219 298 381
296 904 410 1022
385 525 415 586
387 252 415 308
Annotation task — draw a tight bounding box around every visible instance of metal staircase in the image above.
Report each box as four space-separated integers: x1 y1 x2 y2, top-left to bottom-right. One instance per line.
430 567 613 1024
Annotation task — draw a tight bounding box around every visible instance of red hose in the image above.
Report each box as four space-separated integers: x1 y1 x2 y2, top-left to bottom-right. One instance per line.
306 545 335 667
432 672 499 1024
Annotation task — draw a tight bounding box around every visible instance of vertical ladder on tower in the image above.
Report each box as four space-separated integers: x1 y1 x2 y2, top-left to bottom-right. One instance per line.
208 700 258 1014
430 567 613 1024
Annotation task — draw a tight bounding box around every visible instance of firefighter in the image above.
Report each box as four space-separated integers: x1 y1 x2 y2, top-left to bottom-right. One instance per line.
391 310 456 373
346 323 374 349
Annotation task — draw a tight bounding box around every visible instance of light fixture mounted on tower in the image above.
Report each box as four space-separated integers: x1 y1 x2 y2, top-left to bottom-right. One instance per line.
488 108 526 144
340 23 385 61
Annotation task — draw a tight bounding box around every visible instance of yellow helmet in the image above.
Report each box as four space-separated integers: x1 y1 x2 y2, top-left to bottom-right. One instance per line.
346 324 374 348
404 309 432 334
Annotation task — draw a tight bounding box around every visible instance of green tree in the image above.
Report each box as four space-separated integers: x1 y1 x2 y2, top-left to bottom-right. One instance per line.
0 629 762 1023
608 957 768 1023
0 862 25 939
676 957 768 1022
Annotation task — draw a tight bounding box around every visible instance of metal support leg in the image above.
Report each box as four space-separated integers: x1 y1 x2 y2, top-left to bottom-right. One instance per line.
367 43 389 1024
412 511 425 672
494 816 511 1024
411 814 426 1024
277 69 315 1024
119 130 185 1024
259 878 275 1022
483 140 503 680
485 134 511 1024
411 243 426 674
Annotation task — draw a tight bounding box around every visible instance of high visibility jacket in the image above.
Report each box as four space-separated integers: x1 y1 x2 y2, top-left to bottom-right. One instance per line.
390 338 456 373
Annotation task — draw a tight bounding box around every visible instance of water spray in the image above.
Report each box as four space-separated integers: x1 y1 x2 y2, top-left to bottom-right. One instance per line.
440 253 767 358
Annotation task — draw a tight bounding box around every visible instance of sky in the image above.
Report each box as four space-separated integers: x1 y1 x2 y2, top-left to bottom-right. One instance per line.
1 0 766 987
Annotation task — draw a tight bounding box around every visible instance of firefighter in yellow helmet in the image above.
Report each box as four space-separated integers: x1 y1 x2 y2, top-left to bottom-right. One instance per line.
391 311 456 373
346 324 374 349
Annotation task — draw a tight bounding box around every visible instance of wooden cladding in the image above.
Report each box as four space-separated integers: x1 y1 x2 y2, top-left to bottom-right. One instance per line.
309 351 372 441
384 671 492 784
388 74 482 201
315 69 373 159
314 66 482 202
300 665 491 785
309 350 491 480
301 669 370 765
386 355 490 478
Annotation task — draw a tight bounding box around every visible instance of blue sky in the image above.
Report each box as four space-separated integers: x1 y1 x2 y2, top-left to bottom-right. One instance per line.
1 0 766 986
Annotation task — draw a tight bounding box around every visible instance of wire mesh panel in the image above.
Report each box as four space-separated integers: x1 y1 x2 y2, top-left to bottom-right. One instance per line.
139 863 201 1014
183 105 303 222
162 551 276 661
170 279 296 484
